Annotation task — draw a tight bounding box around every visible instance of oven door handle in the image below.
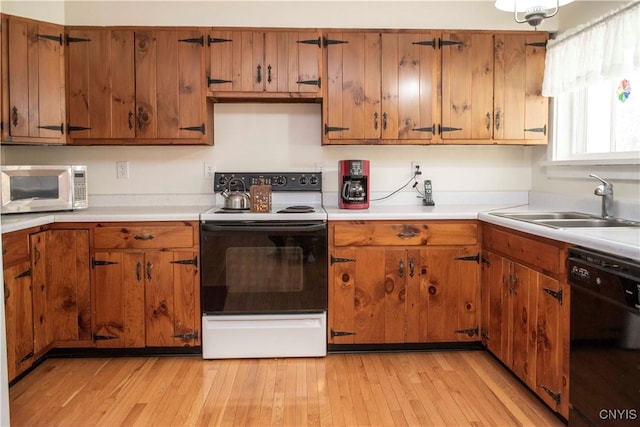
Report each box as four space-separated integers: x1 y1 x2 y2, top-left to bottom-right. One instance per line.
201 223 327 233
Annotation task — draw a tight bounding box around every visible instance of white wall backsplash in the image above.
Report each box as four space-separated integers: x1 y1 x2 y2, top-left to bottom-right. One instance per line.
1 103 534 197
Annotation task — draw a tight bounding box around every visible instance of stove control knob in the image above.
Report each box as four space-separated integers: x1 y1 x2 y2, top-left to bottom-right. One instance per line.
274 176 287 186
299 176 308 185
310 176 319 186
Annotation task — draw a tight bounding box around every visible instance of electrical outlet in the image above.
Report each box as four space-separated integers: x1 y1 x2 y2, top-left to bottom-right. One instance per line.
116 161 129 179
411 161 423 177
204 162 215 180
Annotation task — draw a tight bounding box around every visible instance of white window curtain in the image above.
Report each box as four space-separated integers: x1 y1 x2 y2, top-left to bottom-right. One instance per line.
542 1 640 96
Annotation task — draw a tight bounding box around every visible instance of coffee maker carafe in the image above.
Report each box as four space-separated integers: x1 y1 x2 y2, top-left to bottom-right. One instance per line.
339 160 370 209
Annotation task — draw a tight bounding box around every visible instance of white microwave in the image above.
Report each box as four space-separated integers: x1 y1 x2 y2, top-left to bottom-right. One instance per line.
1 165 88 214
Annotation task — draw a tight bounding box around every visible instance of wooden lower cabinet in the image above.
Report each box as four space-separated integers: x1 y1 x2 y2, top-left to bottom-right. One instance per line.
481 224 569 418
329 220 480 345
91 221 201 348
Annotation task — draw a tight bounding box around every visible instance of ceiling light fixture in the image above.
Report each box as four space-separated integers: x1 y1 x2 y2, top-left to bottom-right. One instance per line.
495 0 575 28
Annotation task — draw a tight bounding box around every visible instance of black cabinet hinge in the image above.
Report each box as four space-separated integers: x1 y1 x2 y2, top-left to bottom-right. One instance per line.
412 125 436 133
208 36 232 46
179 123 206 134
543 288 563 305
207 76 233 86
323 37 348 47
297 37 322 47
19 351 34 363
92 258 118 268
439 39 463 48
296 78 321 88
439 125 463 133
331 329 356 338
454 253 489 265
524 124 547 135
66 35 91 45
454 326 479 337
324 124 350 134
38 123 64 134
540 385 561 404
15 269 31 279
525 41 547 48
412 39 436 49
93 333 117 341
179 35 204 46
37 33 63 45
67 124 91 134
173 331 199 340
331 255 356 265
170 256 198 267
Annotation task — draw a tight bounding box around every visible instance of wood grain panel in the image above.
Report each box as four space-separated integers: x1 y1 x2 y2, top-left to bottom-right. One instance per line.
2 229 30 266
156 30 179 138
145 251 176 346
7 18 29 137
524 34 548 142
111 31 136 138
511 263 536 388
93 225 194 249
333 221 478 247
135 30 157 138
208 30 234 92
535 274 562 411
326 31 345 140
67 29 99 138
328 248 356 344
381 34 399 139
177 29 205 139
483 224 562 276
384 249 405 343
172 251 200 346
30 231 50 355
36 21 64 138
3 260 34 381
354 247 386 343
47 229 91 342
405 248 427 343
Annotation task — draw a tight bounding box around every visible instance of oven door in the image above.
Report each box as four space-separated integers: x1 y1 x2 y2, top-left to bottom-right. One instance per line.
200 221 327 315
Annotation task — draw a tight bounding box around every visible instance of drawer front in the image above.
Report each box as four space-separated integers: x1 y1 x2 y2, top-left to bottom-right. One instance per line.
483 225 562 274
2 231 30 266
93 225 194 249
332 221 478 247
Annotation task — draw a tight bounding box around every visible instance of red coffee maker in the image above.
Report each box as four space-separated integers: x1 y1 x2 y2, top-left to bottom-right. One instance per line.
339 160 370 209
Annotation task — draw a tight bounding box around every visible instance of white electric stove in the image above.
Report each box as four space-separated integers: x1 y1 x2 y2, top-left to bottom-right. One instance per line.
200 172 328 359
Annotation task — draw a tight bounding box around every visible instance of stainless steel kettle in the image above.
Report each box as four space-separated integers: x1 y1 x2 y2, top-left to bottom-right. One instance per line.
221 178 250 210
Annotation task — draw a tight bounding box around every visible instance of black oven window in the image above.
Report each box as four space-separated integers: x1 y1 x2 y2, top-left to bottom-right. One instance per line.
226 246 304 292
10 176 59 200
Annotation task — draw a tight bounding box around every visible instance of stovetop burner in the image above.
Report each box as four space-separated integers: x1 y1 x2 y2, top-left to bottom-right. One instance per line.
277 205 315 213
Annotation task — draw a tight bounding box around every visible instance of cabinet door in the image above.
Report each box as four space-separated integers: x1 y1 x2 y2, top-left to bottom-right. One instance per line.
208 30 262 93
145 251 199 347
441 32 494 141
494 33 548 142
381 33 438 142
7 17 65 142
135 29 206 140
3 261 33 381
67 29 135 139
30 231 50 355
92 251 145 348
263 31 321 94
409 247 480 342
480 250 508 357
47 230 91 343
510 262 537 388
325 31 381 142
535 274 564 412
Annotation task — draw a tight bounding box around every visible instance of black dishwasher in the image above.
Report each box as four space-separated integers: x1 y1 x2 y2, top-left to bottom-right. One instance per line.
568 247 640 427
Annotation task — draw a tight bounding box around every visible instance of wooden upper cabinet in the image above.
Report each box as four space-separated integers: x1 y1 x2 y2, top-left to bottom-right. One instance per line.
67 29 135 139
3 15 65 144
494 33 548 143
441 32 494 141
66 27 208 144
324 31 438 145
441 31 549 144
208 29 322 97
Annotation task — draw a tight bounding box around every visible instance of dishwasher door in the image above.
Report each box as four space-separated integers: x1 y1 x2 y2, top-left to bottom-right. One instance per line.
568 247 640 427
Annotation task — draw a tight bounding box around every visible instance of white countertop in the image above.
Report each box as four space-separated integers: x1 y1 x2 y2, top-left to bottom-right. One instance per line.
2 202 639 262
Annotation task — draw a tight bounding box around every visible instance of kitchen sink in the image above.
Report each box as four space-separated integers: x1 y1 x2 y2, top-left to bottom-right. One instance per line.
490 212 640 229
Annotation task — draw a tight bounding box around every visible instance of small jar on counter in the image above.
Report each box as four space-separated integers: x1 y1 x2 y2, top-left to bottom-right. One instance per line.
250 178 272 213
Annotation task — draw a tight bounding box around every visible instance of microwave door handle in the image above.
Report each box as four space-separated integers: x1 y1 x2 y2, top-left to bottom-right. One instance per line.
201 223 326 233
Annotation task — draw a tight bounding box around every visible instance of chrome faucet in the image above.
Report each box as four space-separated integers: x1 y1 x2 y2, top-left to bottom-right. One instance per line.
589 174 614 219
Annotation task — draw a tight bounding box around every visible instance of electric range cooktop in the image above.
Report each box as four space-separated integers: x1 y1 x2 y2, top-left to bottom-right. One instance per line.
200 172 327 221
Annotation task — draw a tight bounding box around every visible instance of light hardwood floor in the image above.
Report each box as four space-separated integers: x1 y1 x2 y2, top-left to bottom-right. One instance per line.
9 351 565 427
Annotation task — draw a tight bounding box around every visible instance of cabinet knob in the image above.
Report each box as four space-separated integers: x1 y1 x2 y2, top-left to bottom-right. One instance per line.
341 273 350 283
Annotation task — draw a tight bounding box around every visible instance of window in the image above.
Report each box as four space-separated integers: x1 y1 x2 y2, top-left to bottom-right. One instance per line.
552 70 640 162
